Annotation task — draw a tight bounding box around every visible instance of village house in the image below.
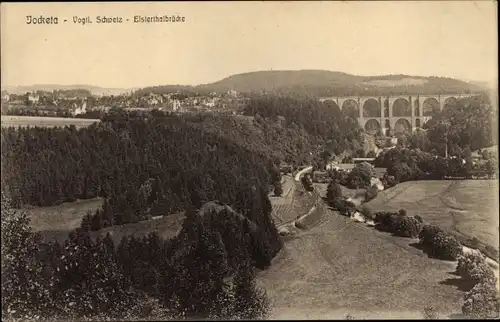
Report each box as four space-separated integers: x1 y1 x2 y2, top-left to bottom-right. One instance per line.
92 105 112 113
172 99 181 111
227 89 239 97
203 97 220 108
27 92 40 104
72 99 87 116
148 97 160 106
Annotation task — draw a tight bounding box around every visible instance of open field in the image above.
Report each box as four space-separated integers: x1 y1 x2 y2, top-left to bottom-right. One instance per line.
1 115 100 128
364 180 499 257
89 212 186 244
25 196 185 244
315 182 367 206
28 198 103 235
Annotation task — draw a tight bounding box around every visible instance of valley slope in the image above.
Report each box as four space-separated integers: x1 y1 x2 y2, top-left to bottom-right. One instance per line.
257 182 465 319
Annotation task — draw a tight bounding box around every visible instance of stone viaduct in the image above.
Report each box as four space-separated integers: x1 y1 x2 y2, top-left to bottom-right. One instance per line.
319 93 478 135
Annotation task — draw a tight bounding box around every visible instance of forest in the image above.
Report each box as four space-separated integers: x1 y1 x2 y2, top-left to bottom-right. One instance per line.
1 109 291 320
243 94 364 153
2 98 364 212
1 113 282 255
2 193 274 320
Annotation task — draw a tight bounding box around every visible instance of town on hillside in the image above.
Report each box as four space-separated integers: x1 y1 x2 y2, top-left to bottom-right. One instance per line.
1 88 246 117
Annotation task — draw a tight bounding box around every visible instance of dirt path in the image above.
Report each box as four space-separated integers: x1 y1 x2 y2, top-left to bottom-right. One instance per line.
294 166 313 182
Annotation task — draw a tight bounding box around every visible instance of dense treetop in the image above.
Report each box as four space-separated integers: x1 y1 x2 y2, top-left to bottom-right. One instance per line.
423 92 496 152
2 191 273 320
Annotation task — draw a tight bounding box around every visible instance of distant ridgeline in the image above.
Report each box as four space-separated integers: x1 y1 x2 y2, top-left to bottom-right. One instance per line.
133 71 484 97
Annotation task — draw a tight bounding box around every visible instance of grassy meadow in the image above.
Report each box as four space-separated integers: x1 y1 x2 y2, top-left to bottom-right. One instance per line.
364 180 499 259
1 115 100 128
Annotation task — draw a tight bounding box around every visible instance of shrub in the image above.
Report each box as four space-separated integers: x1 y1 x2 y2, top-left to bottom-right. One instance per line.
333 198 356 216
346 162 376 189
457 251 497 286
419 225 462 260
419 224 445 246
381 174 397 189
326 182 342 205
355 148 366 158
360 205 374 221
396 216 423 238
331 197 344 211
422 306 439 320
366 151 377 158
469 237 480 248
457 252 485 280
344 202 356 217
342 156 354 163
389 162 414 183
301 174 314 192
414 215 423 223
364 185 379 202
274 181 283 197
431 231 462 260
462 282 500 319
374 211 405 233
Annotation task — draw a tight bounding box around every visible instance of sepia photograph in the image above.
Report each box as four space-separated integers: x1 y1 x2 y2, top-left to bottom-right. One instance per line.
1 1 498 320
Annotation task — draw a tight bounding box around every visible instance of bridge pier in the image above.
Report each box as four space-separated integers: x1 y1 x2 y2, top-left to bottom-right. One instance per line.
380 96 386 136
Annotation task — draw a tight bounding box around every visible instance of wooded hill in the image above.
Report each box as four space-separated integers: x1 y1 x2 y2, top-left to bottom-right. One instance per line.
135 70 483 97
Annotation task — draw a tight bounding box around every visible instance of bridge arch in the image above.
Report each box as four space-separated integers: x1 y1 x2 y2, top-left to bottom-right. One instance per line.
364 119 381 135
394 118 411 134
392 98 411 117
422 97 440 116
443 96 458 108
362 98 381 118
342 99 359 119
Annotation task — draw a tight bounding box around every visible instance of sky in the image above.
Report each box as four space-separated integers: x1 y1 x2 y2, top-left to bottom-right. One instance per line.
1 1 498 88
